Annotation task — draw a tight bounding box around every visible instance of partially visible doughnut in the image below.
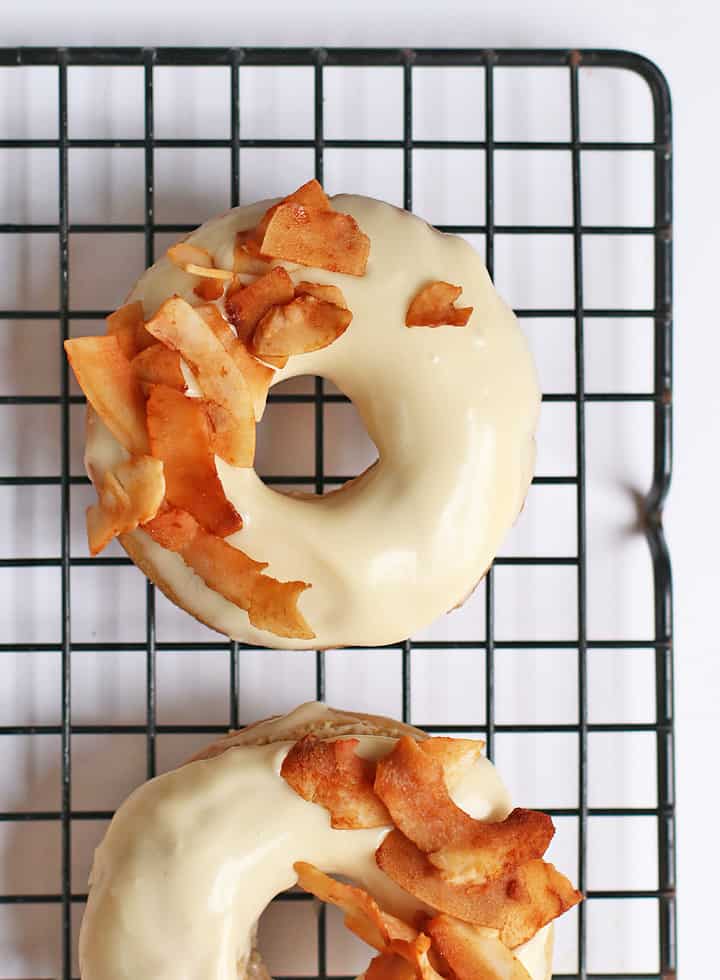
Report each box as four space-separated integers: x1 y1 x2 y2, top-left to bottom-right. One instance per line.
79 703 577 980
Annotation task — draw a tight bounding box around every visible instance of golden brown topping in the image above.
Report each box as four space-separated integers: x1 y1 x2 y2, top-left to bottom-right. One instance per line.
195 303 274 421
167 242 214 272
193 277 226 302
366 954 417 980
233 235 273 276
294 281 349 308
146 385 243 538
426 916 532 980
86 455 165 556
376 831 581 948
131 344 187 393
417 737 484 791
64 335 149 455
405 282 473 328
252 294 352 358
141 506 314 640
281 734 391 829
225 266 295 342
260 203 370 276
144 297 255 467
293 862 417 952
374 736 553 883
105 300 154 360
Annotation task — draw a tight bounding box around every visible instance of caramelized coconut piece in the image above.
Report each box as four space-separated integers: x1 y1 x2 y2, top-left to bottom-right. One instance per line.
260 203 370 276
405 282 473 328
195 303 274 421
146 385 242 538
418 737 484 791
294 863 417 952
376 832 581 949
64 335 149 455
374 736 553 883
166 241 232 280
86 455 165 555
225 267 295 342
281 734 391 829
141 507 314 640
131 344 186 392
252 294 352 358
293 281 349 308
144 296 255 467
193 277 225 302
426 916 532 980
106 300 154 359
366 954 417 980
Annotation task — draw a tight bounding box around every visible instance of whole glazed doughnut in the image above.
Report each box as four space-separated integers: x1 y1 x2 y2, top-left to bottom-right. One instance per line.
79 703 580 980
71 183 541 649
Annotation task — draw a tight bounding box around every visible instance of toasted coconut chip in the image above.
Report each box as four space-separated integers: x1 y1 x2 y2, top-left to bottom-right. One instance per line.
196 303 274 421
254 351 288 369
428 809 554 886
87 455 165 555
375 736 553 879
248 574 314 640
146 385 242 538
294 862 416 952
131 344 186 392
294 281 348 308
64 335 149 455
193 277 226 302
260 203 370 277
106 300 152 360
387 936 447 980
252 295 352 358
144 296 255 467
141 507 313 640
142 505 198 551
376 832 581 949
185 263 234 281
366 954 417 980
405 282 473 328
167 241 213 271
418 737 485 791
426 916 532 980
281 734 391 829
233 234 273 276
225 267 295 342
253 179 333 247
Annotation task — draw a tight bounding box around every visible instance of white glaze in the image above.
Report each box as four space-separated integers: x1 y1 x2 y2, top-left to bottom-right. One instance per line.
79 704 550 980
85 194 540 648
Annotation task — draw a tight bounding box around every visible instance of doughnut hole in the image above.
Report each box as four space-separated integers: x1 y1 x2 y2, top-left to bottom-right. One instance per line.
256 376 379 491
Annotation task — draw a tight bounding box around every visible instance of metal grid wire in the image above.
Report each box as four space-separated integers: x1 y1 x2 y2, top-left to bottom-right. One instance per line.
0 47 674 980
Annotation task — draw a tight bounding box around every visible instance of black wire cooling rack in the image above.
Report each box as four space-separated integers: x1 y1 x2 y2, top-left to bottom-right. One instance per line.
0 47 673 980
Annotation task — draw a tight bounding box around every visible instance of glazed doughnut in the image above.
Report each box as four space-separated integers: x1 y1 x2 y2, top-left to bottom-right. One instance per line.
68 184 540 647
79 703 579 980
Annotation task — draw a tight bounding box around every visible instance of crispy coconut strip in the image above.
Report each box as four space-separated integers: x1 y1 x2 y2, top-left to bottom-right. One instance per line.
252 295 352 358
86 456 165 555
281 734 391 829
185 264 233 281
146 385 242 537
65 335 149 455
294 863 416 952
260 203 370 276
195 304 274 421
386 936 447 980
144 296 255 467
294 280 349 308
225 267 295 342
418 737 484 791
233 235 272 276
143 507 313 640
376 832 581 949
193 277 225 302
405 282 473 328
106 300 154 360
131 344 186 392
374 736 553 881
251 178 333 248
426 916 531 980
167 242 214 272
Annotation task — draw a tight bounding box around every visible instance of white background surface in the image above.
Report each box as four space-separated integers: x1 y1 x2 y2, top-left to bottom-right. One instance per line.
1 1 718 978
